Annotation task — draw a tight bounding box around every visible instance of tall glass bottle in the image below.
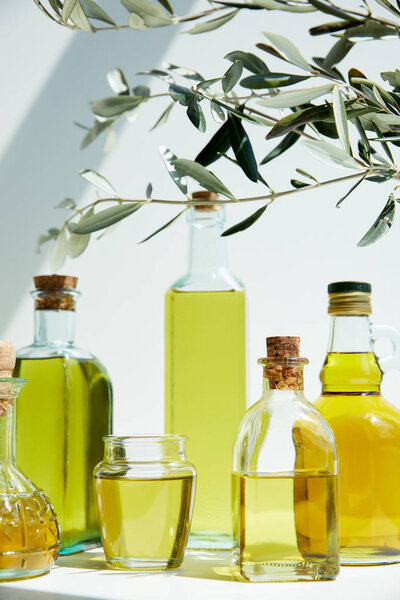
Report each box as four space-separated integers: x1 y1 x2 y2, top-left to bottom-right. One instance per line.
315 281 400 565
165 192 246 549
233 336 339 582
0 341 60 580
13 275 113 555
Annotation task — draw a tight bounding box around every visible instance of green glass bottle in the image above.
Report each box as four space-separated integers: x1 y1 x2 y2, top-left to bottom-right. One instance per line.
13 275 113 555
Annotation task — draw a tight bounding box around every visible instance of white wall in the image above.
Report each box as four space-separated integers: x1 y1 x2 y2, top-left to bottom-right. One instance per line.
2 1 400 434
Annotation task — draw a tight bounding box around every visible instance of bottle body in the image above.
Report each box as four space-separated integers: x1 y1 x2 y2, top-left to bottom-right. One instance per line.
14 350 112 554
93 435 196 570
164 204 246 549
165 288 245 547
316 350 400 564
233 344 339 582
0 378 60 581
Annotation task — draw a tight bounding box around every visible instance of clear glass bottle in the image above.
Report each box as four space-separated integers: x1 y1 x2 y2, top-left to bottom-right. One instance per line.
0 341 60 580
315 281 400 565
165 192 246 550
233 336 339 582
13 275 113 555
93 435 196 570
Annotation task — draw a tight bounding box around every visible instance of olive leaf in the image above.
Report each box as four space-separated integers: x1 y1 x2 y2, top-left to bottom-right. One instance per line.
139 209 187 243
56 198 76 209
121 0 174 26
72 202 144 234
225 51 269 75
81 119 114 149
61 0 78 22
68 209 93 258
323 37 354 69
184 9 238 34
260 127 304 164
70 2 94 32
241 72 309 89
336 172 367 207
222 204 268 236
263 31 311 71
375 0 400 17
210 100 226 123
186 99 206 132
227 115 258 182
159 146 188 194
205 97 261 125
258 83 333 108
128 13 148 29
222 61 243 94
79 169 117 196
150 102 174 130
195 122 230 166
103 128 117 152
307 0 357 20
171 159 235 200
254 0 315 12
91 96 146 117
332 86 351 154
81 0 116 26
50 227 69 270
164 63 204 82
303 138 363 170
168 83 195 106
358 194 396 247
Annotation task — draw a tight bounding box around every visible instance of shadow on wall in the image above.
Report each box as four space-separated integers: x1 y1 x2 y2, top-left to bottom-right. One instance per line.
0 1 195 334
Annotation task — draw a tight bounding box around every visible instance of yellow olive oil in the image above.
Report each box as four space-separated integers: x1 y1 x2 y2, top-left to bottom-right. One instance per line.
0 492 60 576
232 471 339 581
13 357 112 554
165 289 246 548
94 475 194 569
316 352 400 564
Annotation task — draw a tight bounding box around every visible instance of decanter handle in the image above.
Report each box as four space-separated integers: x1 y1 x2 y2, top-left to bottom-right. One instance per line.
372 324 400 373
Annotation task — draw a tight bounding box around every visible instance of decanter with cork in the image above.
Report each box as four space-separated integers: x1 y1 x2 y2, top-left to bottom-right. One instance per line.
0 341 60 580
165 192 246 550
232 336 339 582
315 281 400 565
13 275 113 555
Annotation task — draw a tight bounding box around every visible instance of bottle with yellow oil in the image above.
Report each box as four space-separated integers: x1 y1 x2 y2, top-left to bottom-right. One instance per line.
165 191 246 550
0 341 60 581
232 336 339 582
13 275 112 555
315 281 400 565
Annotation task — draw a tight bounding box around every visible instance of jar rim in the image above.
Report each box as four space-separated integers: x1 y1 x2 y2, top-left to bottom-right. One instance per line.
103 434 187 444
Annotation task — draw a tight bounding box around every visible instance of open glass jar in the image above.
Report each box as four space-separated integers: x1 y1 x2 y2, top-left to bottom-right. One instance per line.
93 435 196 571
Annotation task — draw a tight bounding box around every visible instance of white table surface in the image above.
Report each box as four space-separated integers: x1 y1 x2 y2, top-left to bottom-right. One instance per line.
1 549 400 600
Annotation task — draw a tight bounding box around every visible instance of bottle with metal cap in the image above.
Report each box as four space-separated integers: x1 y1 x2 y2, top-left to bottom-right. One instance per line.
13 275 113 555
315 281 400 565
165 191 246 549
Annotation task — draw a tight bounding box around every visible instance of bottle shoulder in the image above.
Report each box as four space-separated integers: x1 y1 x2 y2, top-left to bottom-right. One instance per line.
16 343 97 362
169 269 244 292
315 393 400 425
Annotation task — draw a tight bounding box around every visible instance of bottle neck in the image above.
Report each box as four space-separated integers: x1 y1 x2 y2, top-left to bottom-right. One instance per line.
187 208 228 275
34 310 76 345
0 404 15 466
327 314 373 353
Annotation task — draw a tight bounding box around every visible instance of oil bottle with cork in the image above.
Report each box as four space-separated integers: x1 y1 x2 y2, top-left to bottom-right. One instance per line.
13 275 113 555
0 341 60 580
165 191 246 549
232 336 339 582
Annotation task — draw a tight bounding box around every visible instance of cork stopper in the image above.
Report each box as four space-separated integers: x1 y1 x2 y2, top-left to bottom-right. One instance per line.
192 190 219 212
0 341 16 378
33 275 78 311
34 275 77 290
262 336 306 391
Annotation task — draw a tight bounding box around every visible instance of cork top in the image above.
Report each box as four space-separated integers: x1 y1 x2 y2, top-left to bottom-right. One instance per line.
192 190 219 212
0 341 16 378
267 336 300 358
34 275 78 290
258 336 308 391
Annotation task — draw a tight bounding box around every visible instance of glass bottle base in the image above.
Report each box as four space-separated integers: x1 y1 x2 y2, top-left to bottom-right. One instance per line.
106 556 183 571
187 531 232 550
340 546 400 566
237 560 339 583
60 537 101 556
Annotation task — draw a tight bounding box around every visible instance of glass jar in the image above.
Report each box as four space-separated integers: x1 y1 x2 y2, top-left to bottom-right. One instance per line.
93 435 196 570
0 377 60 580
232 337 339 582
165 193 246 550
